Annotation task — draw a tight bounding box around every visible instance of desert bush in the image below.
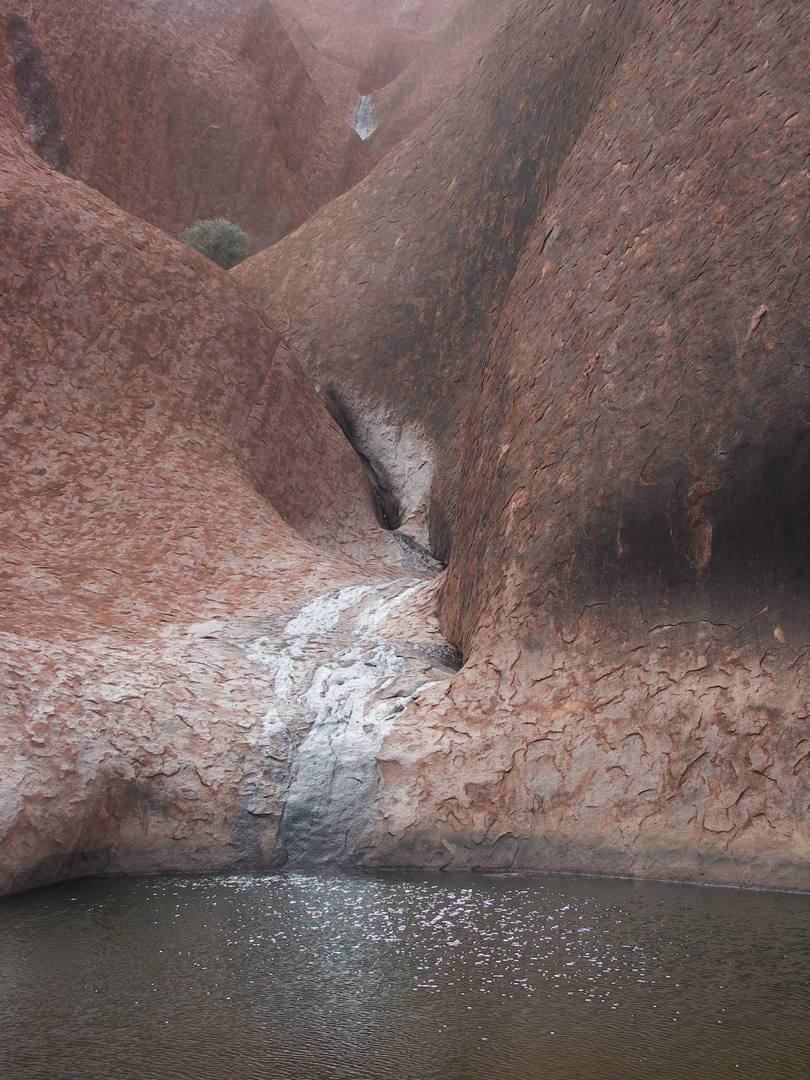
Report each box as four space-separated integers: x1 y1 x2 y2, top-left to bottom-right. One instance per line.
180 218 249 269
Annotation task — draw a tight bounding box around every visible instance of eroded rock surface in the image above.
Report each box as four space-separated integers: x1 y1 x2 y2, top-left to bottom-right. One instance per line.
235 0 639 555
1 0 807 896
4 0 373 250
0 578 452 895
238 0 810 889
0 39 415 895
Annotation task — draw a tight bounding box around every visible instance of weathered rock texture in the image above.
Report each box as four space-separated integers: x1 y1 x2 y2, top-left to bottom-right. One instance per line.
235 0 642 554
4 0 374 251
239 0 810 889
1 0 807 897
0 34 415 896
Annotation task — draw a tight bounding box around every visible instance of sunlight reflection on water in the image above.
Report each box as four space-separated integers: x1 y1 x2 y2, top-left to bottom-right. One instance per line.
1 870 808 1079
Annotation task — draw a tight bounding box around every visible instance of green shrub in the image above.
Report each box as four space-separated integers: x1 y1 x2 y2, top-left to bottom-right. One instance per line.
180 218 249 269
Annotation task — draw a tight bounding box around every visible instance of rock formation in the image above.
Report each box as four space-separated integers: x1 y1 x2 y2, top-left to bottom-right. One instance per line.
0 0 807 896
274 5 365 130
365 0 508 159
235 0 642 556
273 0 470 152
0 28 430 896
238 0 810 889
4 0 373 251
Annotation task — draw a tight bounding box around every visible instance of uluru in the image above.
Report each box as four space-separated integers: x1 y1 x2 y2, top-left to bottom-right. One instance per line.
1 0 808 905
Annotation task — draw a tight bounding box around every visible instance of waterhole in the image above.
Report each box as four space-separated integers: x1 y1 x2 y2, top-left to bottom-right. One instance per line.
1 871 807 1079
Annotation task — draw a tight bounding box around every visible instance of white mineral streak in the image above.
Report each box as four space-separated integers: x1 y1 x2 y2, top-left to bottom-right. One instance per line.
354 95 376 140
245 580 442 866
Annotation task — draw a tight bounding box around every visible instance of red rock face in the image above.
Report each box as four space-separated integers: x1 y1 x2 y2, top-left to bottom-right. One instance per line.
4 0 374 251
1 0 807 895
276 0 460 93
0 34 409 895
274 0 469 146
240 0 810 888
235 0 640 555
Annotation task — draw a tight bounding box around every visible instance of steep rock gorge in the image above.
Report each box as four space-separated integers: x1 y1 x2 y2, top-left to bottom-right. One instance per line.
273 0 470 150
3 0 374 250
276 0 460 97
0 0 807 895
235 0 646 556
238 0 810 889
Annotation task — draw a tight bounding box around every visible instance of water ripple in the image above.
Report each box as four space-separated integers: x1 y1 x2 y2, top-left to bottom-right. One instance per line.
0 871 808 1080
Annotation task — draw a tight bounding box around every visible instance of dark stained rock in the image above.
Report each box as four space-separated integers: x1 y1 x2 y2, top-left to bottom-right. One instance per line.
240 0 810 888
5 11 70 171
439 0 810 654
4 0 374 251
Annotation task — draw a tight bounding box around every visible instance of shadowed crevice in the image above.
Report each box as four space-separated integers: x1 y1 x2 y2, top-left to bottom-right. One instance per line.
322 387 403 531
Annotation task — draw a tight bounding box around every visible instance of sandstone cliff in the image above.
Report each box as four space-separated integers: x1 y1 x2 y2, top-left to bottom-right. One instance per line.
4 0 373 250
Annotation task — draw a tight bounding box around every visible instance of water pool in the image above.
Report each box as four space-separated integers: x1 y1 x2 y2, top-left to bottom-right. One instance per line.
1 871 807 1079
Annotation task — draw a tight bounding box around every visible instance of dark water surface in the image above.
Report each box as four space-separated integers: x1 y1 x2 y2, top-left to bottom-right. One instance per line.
0 871 808 1080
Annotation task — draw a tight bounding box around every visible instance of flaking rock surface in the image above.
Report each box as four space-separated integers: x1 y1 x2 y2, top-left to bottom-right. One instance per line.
239 0 810 889
0 35 417 896
1 0 807 895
